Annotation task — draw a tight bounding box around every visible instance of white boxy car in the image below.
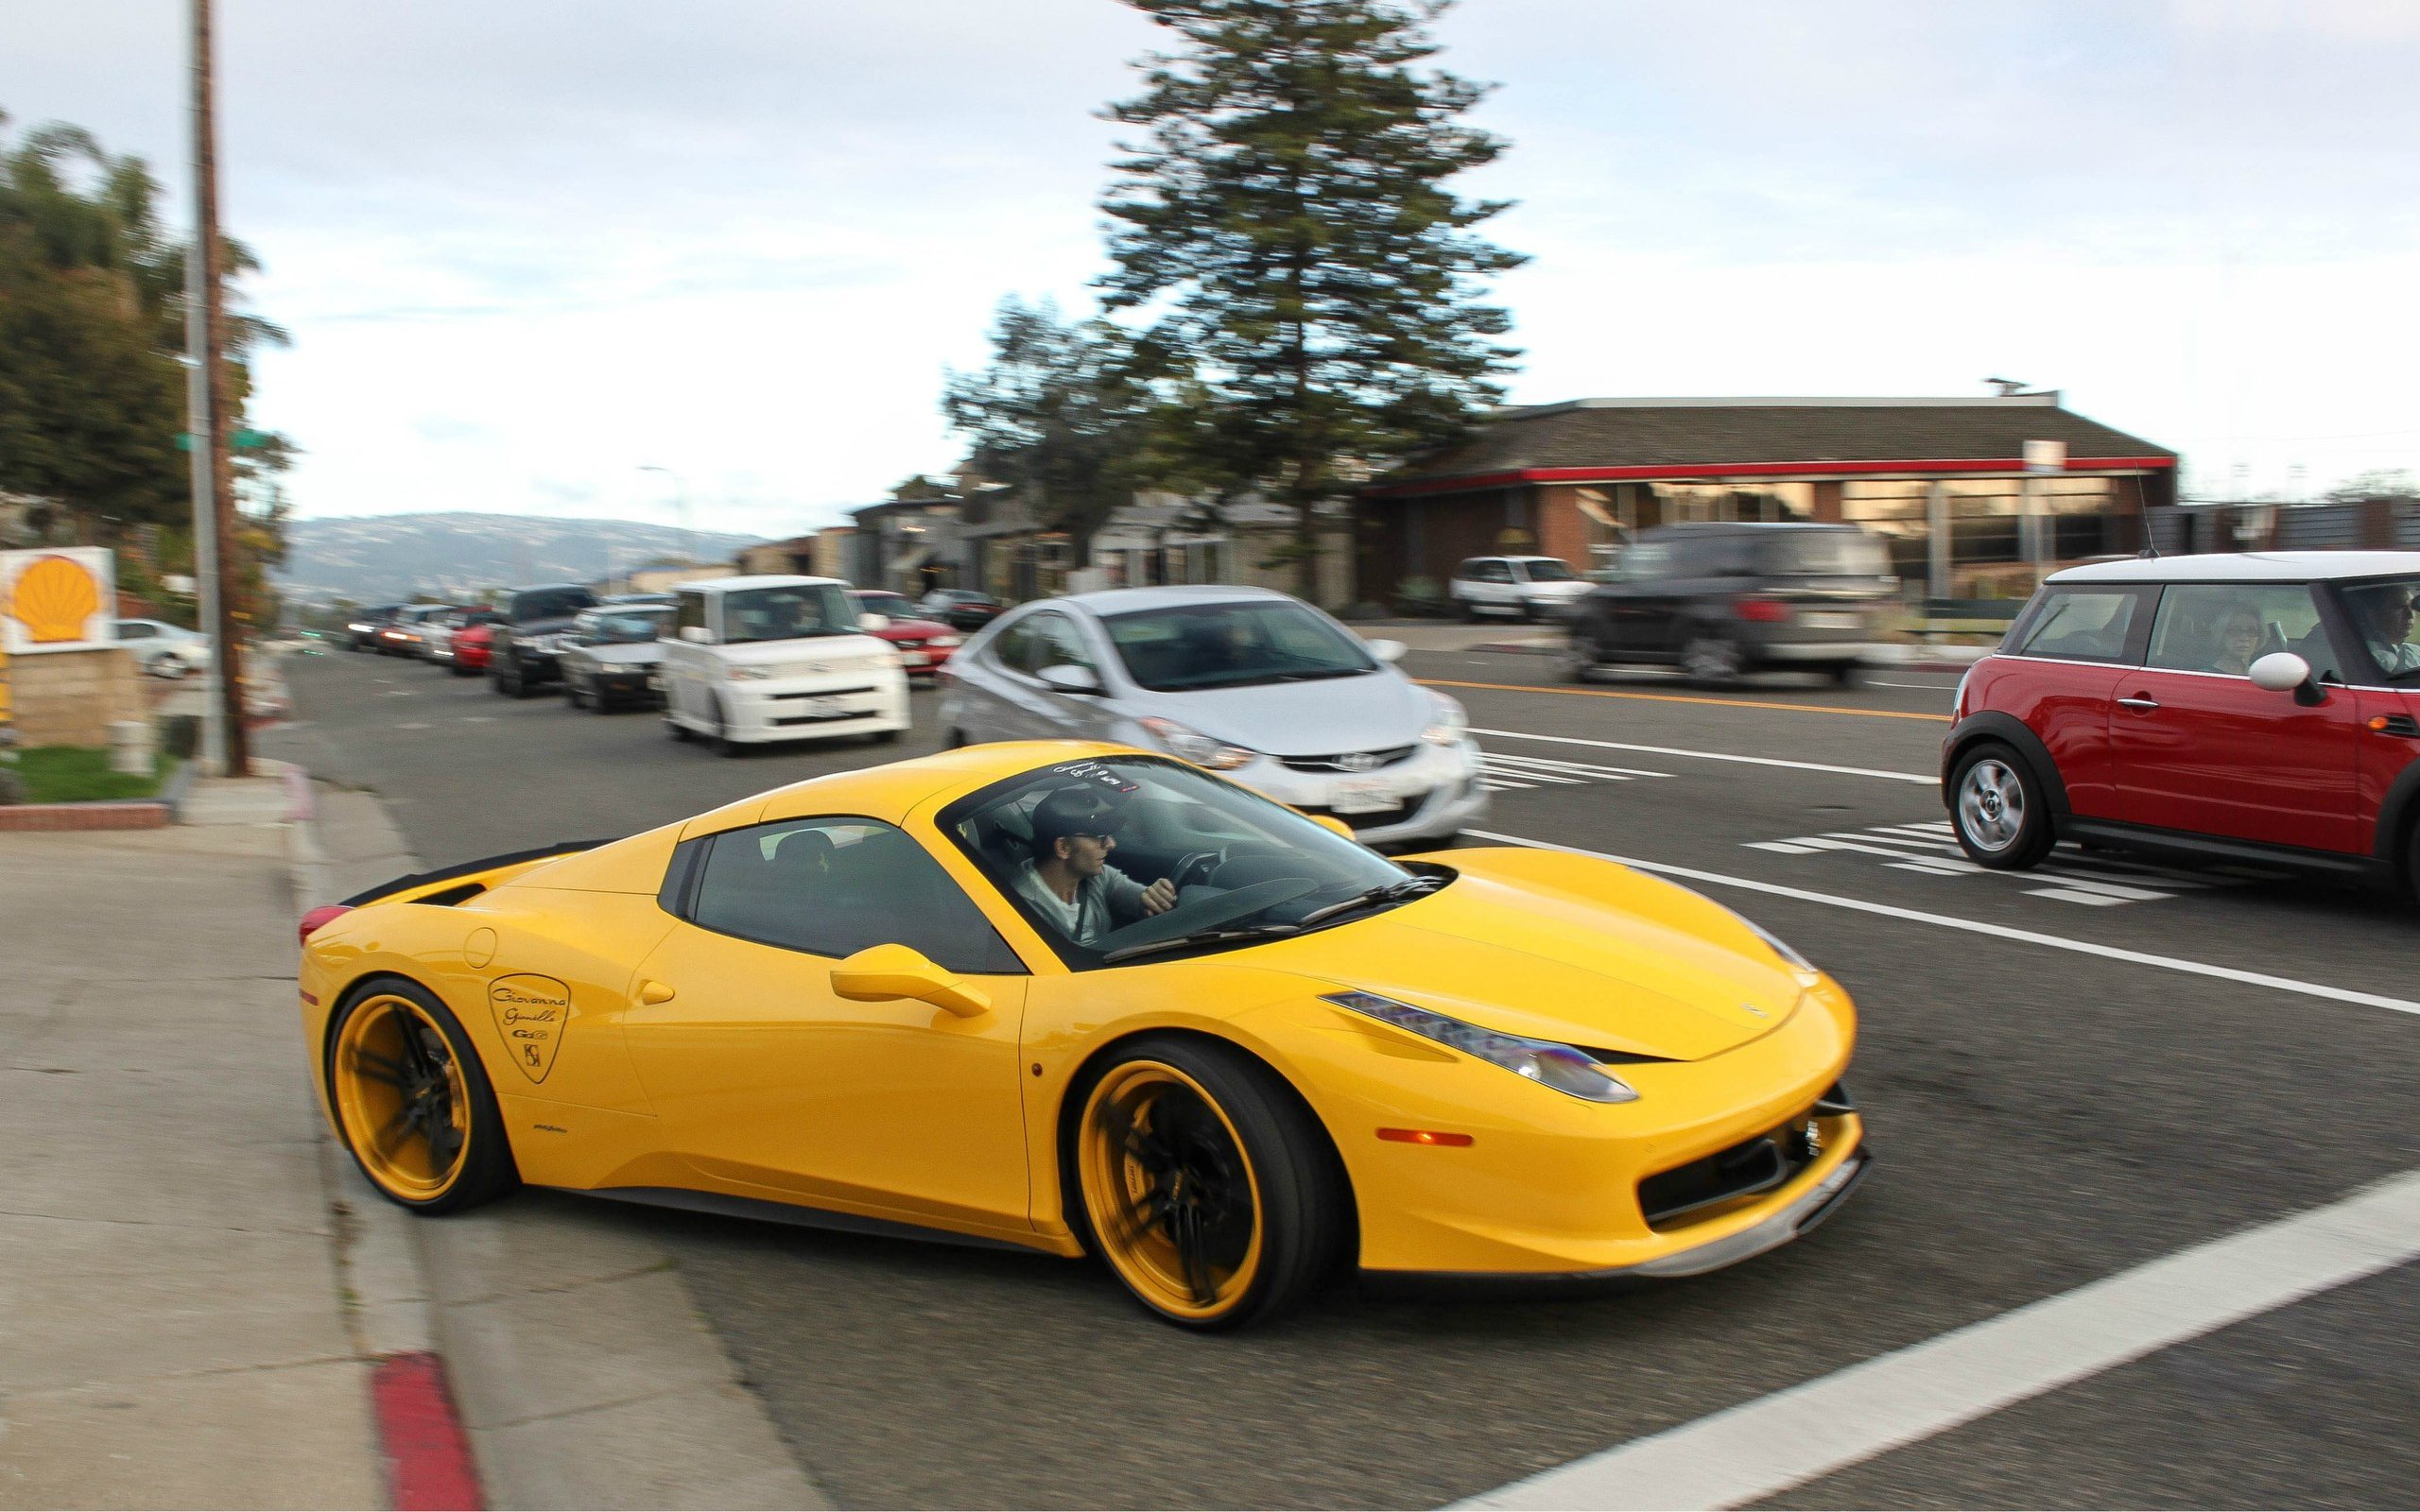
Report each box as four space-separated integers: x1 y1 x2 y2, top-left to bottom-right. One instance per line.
659 576 910 753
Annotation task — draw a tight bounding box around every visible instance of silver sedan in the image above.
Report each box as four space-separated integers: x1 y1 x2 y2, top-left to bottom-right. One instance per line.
937 586 1486 848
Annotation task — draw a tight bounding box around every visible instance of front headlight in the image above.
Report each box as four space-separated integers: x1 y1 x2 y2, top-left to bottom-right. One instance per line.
729 664 772 681
931 634 961 648
1323 990 1639 1104
1139 716 1255 770
1421 692 1469 747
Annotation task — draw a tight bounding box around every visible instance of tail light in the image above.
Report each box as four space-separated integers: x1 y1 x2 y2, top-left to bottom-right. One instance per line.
299 904 354 947
1736 596 1793 624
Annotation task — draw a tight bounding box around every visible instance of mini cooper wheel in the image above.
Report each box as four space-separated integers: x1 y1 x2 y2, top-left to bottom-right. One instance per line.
1071 1038 1342 1331
1951 743 2054 869
326 978 517 1213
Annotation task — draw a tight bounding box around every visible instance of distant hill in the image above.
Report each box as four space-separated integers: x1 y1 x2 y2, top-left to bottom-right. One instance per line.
274 512 766 606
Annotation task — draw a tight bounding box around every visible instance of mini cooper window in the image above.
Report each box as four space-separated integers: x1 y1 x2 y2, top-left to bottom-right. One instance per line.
940 754 1428 971
2147 584 2337 681
2342 577 2420 679
688 817 1023 974
2014 588 2146 663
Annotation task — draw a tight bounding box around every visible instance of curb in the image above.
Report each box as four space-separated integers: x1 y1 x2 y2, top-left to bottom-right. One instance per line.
0 797 171 830
287 799 489 1511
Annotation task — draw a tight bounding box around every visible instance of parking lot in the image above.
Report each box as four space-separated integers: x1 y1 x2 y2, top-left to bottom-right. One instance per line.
274 642 2420 1509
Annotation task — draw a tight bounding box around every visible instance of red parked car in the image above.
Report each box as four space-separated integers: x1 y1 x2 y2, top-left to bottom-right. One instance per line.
848 590 962 682
1943 552 2420 894
448 620 496 677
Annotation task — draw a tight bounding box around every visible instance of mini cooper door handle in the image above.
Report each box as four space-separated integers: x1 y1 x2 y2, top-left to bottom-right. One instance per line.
638 980 676 1005
2116 695 2160 710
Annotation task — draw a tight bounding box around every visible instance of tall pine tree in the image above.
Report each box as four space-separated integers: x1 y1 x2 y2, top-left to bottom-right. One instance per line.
1098 0 1525 597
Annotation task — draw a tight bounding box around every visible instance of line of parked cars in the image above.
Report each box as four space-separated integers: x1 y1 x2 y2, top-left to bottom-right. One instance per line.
342 577 1482 848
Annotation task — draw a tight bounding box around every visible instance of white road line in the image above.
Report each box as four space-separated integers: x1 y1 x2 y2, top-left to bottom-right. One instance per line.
1483 752 1670 780
1462 830 2420 1017
2024 886 2135 906
1745 841 1818 854
1472 728 1933 785
1481 780 1535 791
1459 1168 2420 1511
1825 830 1957 853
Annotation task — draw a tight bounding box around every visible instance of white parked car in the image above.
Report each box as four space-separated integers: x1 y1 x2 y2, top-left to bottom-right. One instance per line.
114 618 210 679
1446 556 1593 621
938 585 1486 848
659 576 910 754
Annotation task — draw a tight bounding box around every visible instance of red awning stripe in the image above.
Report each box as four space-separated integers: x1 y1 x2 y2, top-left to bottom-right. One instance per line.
1366 455 2178 498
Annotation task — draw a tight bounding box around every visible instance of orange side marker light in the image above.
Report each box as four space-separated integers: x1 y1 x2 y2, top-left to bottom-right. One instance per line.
1376 1127 1474 1147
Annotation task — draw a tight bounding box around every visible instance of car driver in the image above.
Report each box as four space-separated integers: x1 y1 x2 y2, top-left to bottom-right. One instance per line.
2352 585 2420 675
1011 789 1178 945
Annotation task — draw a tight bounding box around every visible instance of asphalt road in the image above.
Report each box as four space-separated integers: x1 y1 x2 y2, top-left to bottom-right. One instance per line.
275 643 2420 1509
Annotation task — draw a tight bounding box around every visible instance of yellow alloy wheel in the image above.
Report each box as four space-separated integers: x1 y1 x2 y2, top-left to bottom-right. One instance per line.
334 993 472 1202
1078 1059 1267 1323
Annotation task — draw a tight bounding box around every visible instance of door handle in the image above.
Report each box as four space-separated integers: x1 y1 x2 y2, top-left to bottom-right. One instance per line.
2116 696 2160 711
638 979 676 1005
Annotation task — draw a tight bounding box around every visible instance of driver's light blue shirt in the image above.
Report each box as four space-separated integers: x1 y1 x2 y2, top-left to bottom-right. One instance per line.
1010 859 1151 945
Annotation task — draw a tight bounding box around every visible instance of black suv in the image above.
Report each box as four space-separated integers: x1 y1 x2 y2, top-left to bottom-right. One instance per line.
488 583 601 697
1564 523 1896 685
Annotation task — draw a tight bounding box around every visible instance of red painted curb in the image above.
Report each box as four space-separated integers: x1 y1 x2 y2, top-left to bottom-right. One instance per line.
370 1352 485 1511
0 800 170 831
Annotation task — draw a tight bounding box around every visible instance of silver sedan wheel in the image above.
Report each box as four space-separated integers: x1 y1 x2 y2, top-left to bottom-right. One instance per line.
1957 757 2027 852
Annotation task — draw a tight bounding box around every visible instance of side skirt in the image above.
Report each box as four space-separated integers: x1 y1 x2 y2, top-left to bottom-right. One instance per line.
571 1185 1057 1256
2062 817 2391 886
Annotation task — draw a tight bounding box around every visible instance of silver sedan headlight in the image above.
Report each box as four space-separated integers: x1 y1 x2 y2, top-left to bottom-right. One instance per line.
1323 990 1639 1103
1421 691 1469 747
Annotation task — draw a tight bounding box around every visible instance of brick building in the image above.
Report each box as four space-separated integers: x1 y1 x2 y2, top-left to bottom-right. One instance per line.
1357 394 2177 604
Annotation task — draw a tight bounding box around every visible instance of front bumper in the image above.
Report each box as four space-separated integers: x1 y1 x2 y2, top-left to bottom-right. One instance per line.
1239 739 1490 845
723 671 909 743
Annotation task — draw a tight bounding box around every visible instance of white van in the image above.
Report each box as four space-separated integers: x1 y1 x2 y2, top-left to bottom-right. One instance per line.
659 576 910 752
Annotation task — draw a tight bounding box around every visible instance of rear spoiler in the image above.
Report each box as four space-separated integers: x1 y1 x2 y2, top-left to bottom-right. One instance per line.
339 838 620 908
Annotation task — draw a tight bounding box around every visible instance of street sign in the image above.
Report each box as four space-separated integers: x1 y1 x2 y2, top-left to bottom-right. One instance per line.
175 428 273 452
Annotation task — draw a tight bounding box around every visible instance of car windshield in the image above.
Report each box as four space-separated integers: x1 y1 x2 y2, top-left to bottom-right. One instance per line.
2342 576 2420 681
941 754 1432 970
1101 599 1377 692
510 588 596 622
721 584 857 644
855 593 916 617
1763 531 1891 577
1520 558 1577 581
595 609 671 643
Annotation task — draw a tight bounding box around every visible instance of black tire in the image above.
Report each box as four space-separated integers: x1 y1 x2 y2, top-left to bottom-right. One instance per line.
944 728 969 750
492 661 526 698
709 696 743 757
1682 635 1745 686
1460 600 1482 623
450 661 476 678
871 727 900 746
1948 741 2055 870
564 677 587 709
323 975 519 1215
1829 662 1862 688
666 713 692 742
1562 638 1598 684
1064 1035 1346 1332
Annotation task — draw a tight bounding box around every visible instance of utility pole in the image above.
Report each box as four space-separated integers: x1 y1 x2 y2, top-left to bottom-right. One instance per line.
187 0 247 775
639 465 692 566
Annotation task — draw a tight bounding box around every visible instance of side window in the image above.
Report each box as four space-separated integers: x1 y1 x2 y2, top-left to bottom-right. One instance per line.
1031 612 1097 675
688 817 1022 974
2014 588 2147 664
1453 559 1480 580
991 617 1040 673
1474 560 1514 584
119 622 156 641
675 593 707 636
2147 584 2336 680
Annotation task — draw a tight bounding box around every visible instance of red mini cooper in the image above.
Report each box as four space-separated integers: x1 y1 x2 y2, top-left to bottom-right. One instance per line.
1943 552 2420 892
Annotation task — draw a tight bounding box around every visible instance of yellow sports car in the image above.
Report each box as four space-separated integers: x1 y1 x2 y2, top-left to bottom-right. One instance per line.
300 743 1868 1329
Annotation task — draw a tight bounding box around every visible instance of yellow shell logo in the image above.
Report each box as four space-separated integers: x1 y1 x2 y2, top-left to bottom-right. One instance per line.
9 555 103 644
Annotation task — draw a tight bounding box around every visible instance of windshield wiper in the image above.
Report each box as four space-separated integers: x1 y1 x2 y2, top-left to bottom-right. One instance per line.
1102 922 1301 965
1295 875 1445 927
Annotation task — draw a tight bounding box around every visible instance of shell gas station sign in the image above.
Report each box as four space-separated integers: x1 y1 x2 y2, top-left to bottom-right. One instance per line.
1 549 119 727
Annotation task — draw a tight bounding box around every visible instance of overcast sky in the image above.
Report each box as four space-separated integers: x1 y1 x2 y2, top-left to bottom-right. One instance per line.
9 0 2418 539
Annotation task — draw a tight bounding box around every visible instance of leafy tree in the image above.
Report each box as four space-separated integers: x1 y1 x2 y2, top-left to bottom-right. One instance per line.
942 298 1174 552
1098 0 1526 595
2320 470 2419 506
0 112 291 606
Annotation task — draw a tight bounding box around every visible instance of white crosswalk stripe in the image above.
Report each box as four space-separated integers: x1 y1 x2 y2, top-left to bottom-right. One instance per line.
1476 751 1673 792
1744 820 2286 908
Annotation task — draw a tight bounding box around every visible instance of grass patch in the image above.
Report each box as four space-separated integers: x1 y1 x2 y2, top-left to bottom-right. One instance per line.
12 745 175 804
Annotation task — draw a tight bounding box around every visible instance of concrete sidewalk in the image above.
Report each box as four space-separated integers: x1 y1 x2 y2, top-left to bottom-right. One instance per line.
0 777 392 1508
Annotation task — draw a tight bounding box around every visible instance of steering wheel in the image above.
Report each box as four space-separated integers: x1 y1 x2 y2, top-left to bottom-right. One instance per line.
1169 847 1229 889
1095 877 1318 955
